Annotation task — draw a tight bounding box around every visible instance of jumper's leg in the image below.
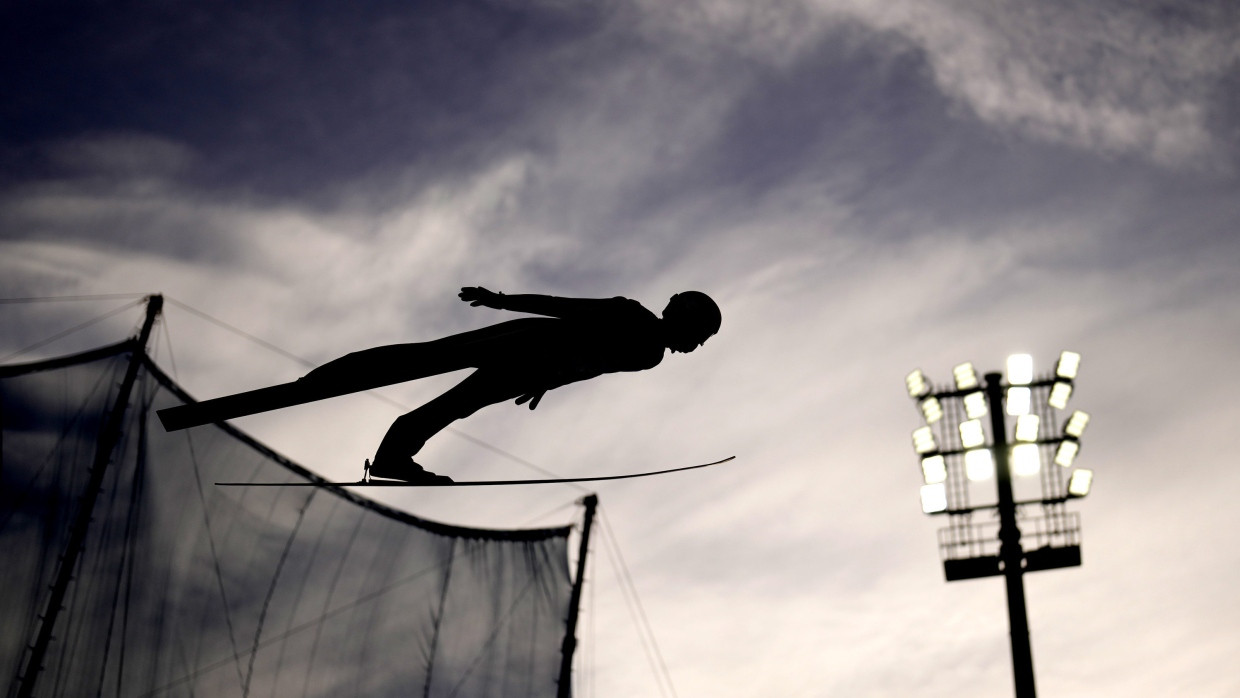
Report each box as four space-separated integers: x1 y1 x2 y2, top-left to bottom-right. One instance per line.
368 369 529 481
301 342 465 392
301 320 547 391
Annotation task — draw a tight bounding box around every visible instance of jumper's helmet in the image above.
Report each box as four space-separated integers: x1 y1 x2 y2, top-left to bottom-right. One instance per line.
664 291 721 350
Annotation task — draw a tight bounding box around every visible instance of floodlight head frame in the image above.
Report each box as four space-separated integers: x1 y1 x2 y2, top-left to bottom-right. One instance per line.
904 352 1093 519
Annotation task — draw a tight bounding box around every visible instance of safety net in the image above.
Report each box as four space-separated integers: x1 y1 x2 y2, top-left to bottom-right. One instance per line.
0 342 574 698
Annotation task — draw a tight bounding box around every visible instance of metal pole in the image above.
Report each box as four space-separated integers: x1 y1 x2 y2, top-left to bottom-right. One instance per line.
985 372 1037 698
17 295 163 698
558 493 598 698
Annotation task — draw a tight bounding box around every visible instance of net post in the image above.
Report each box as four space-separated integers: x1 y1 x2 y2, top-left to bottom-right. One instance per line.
558 493 598 698
16 294 163 698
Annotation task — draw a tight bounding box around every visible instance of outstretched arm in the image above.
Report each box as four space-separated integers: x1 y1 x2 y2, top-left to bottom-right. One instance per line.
459 286 623 320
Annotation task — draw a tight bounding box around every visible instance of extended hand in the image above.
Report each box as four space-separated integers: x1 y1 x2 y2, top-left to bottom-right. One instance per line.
459 286 503 308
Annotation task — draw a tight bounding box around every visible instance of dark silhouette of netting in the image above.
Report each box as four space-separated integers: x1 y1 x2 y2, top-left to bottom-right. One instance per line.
0 345 573 697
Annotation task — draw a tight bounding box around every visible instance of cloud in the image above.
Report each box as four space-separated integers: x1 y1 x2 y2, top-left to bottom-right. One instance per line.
870 0 1238 168
632 0 1239 169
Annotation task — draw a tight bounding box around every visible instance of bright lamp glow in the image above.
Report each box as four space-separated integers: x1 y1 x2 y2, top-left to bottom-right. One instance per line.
965 448 994 481
921 455 947 484
963 391 988 419
920 396 944 424
1015 414 1040 441
959 419 986 448
1007 353 1034 385
1067 469 1093 497
1011 443 1041 476
921 483 948 514
1064 410 1091 438
1048 381 1073 409
1056 351 1081 380
1006 387 1031 415
1054 440 1079 467
906 369 930 398
913 427 938 454
953 362 979 390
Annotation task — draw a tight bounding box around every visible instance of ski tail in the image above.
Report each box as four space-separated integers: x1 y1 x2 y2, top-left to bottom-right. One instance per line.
157 381 316 431
156 375 398 432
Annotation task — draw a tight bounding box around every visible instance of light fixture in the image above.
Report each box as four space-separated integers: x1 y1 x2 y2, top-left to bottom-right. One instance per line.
1048 381 1073 410
1014 414 1040 441
902 352 1095 697
965 448 994 481
1064 411 1090 438
1067 469 1093 497
1007 354 1034 385
963 391 988 419
959 419 986 449
906 369 930 398
921 483 948 514
953 362 979 391
1056 351 1081 380
1054 440 1079 467
1006 387 1032 416
1011 443 1041 477
921 455 947 484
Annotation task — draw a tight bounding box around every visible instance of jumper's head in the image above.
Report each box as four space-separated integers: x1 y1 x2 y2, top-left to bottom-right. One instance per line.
662 291 721 353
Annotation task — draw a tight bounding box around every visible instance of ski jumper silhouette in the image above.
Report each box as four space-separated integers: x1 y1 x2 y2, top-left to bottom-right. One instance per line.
297 287 722 482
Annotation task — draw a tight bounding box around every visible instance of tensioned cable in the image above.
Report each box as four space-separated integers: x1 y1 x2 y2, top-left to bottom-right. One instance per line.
182 427 248 688
0 298 145 362
94 394 145 697
444 572 541 698
517 500 579 528
243 489 315 698
162 297 316 368
117 377 156 695
302 505 365 698
156 312 180 381
595 514 667 698
422 539 458 698
598 506 679 698
0 293 152 304
267 495 337 690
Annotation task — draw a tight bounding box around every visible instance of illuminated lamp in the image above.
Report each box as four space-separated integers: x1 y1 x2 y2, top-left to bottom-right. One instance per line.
1064 411 1090 439
921 483 948 514
965 448 994 481
1067 469 1094 497
1011 443 1041 477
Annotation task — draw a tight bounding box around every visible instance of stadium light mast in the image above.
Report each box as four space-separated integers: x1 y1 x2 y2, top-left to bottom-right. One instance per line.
904 352 1094 698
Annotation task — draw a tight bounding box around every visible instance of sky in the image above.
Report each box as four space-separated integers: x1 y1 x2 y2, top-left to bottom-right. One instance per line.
2 0 1239 695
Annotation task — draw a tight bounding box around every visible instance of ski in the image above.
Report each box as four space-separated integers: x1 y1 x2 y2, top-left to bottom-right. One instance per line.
157 379 357 432
216 456 734 487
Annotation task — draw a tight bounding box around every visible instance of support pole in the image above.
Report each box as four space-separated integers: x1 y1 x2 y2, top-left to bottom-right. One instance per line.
985 372 1037 698
558 493 598 698
17 294 163 698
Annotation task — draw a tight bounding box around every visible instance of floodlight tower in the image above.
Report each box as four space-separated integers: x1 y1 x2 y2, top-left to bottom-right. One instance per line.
905 352 1094 698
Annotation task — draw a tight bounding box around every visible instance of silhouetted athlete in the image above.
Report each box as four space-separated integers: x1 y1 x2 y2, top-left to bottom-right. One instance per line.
298 287 722 482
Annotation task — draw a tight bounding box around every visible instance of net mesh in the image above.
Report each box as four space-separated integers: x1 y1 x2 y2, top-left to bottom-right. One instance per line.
0 345 574 698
